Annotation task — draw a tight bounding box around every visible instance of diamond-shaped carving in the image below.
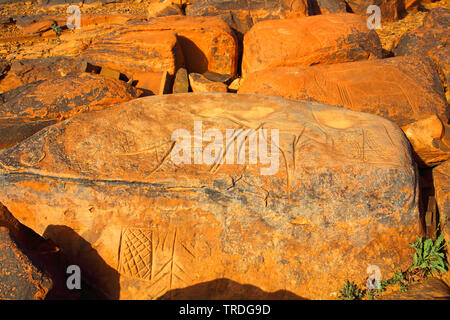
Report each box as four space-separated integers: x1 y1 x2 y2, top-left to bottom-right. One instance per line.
119 228 152 280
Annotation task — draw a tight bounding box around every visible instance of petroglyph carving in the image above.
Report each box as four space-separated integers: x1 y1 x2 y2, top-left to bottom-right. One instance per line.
118 228 152 281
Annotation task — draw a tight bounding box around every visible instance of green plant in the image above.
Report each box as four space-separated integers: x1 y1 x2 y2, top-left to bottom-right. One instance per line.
409 234 449 276
381 270 409 292
51 23 62 36
338 281 364 300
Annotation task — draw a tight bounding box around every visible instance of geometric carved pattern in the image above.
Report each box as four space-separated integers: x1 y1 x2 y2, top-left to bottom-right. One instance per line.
118 228 152 281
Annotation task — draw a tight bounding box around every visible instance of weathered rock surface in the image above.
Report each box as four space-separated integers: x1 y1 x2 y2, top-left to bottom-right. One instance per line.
393 26 448 58
315 0 348 14
422 7 450 29
0 73 142 149
241 13 382 76
0 93 419 299
185 0 308 35
393 8 449 102
433 160 450 261
239 56 447 128
0 56 83 93
0 227 52 300
188 73 228 93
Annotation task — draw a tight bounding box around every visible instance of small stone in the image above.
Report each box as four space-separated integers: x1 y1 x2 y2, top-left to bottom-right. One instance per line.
202 71 232 84
159 70 171 95
188 73 228 93
133 71 167 95
228 78 241 91
172 67 189 93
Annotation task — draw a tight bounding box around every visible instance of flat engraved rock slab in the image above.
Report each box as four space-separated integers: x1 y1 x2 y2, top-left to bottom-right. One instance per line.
0 93 419 299
239 56 448 127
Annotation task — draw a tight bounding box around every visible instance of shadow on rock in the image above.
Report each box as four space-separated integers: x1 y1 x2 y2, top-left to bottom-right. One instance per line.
43 225 120 300
158 278 307 300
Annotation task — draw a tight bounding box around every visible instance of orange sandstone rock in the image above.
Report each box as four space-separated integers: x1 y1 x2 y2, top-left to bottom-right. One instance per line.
241 13 382 76
239 56 448 128
0 93 419 300
81 16 238 77
0 73 142 149
402 116 450 167
81 29 184 76
188 73 228 93
139 15 238 76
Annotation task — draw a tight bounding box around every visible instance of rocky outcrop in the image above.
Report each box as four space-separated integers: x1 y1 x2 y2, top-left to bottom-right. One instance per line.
0 93 419 299
0 227 53 300
241 13 382 76
0 73 142 149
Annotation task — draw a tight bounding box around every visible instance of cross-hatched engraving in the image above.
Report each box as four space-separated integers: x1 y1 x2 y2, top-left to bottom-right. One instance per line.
119 228 152 281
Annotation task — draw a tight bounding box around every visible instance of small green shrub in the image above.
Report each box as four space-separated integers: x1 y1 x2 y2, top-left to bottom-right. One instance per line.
409 234 449 276
381 270 408 292
338 281 364 300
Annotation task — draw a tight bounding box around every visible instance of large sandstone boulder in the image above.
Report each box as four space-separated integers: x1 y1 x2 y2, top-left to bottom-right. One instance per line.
239 56 447 127
433 160 450 262
185 0 308 35
0 227 53 300
138 16 238 76
82 29 184 76
0 93 419 299
0 73 142 149
241 13 382 76
81 16 238 77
